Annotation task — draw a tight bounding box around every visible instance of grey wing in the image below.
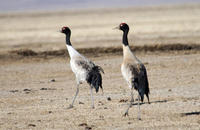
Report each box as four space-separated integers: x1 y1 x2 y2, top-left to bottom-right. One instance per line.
70 58 95 81
76 58 104 74
129 64 140 89
125 63 150 102
76 59 104 93
75 59 95 72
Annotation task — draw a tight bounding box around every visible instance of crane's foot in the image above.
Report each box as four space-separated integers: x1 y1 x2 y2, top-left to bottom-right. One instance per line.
91 106 95 109
130 99 134 103
130 99 134 106
123 112 129 117
67 104 73 109
138 117 141 120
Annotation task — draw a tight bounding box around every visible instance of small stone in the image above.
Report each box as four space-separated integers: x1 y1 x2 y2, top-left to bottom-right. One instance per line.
40 88 56 90
48 111 52 114
10 90 19 93
107 97 111 101
51 79 56 82
78 123 87 126
28 124 36 127
168 89 172 92
128 122 132 124
99 115 104 119
85 126 92 130
79 101 84 104
119 99 128 103
40 88 48 90
98 101 104 105
23 89 31 91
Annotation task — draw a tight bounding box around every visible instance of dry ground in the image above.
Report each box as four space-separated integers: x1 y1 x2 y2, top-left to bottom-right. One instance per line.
0 52 200 129
0 4 200 130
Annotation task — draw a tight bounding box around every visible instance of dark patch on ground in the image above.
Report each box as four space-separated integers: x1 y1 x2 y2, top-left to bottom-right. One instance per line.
119 99 128 103
9 90 19 93
78 123 88 127
98 101 104 105
107 97 111 101
12 49 38 56
152 100 168 103
50 79 56 82
23 89 32 94
129 99 168 106
28 124 36 127
85 126 92 130
2 43 200 60
79 101 84 104
181 111 200 116
40 88 56 90
48 111 52 114
23 89 31 91
78 123 93 129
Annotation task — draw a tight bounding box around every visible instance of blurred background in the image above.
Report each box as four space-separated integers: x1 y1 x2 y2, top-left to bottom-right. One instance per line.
1 0 200 12
0 0 200 54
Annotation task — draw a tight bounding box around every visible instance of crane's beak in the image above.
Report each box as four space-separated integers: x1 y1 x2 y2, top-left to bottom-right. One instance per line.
59 30 63 33
113 26 120 30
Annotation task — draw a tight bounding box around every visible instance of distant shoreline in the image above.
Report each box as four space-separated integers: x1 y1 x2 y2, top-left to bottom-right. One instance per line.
0 0 200 13
0 3 200 15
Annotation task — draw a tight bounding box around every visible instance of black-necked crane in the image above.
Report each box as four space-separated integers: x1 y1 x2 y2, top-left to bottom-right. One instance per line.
114 23 150 120
60 26 104 109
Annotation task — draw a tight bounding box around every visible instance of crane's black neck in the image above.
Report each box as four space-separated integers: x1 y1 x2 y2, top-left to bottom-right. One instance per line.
122 30 129 46
65 33 72 46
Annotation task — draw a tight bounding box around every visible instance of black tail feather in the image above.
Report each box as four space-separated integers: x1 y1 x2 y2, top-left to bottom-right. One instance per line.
86 66 103 93
132 76 150 103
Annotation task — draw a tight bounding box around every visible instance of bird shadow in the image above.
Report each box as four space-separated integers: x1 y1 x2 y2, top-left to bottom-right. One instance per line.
149 99 168 104
130 99 168 106
181 111 200 116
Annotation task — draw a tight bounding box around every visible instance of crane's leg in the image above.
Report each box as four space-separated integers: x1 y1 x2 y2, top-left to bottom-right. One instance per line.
130 87 134 104
137 93 141 120
101 87 104 96
124 88 134 116
124 102 132 116
90 86 95 109
68 83 80 109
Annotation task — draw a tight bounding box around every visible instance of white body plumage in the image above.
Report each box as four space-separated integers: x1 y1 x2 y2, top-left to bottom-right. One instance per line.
66 45 94 83
121 45 142 88
115 23 150 119
61 26 103 109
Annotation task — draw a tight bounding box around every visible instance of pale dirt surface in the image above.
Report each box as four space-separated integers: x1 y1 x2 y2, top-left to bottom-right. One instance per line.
0 4 200 130
0 52 200 129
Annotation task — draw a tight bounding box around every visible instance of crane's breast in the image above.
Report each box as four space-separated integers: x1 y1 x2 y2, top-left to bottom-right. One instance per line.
70 59 88 81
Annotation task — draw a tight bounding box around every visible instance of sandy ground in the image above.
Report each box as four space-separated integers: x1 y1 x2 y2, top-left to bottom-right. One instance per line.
0 4 200 130
0 51 200 129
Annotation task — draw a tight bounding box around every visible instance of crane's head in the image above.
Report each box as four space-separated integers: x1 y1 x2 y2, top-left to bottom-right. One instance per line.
60 26 71 35
114 23 129 32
